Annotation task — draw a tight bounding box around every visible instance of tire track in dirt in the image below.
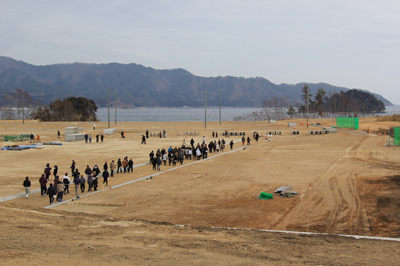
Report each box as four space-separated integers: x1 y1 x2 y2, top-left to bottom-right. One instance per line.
274 135 371 235
325 136 369 235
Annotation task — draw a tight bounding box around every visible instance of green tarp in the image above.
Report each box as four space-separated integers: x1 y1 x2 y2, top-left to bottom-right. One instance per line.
258 192 273 200
3 134 31 142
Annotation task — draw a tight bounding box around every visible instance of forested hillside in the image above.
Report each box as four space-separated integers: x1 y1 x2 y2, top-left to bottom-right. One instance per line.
0 56 392 107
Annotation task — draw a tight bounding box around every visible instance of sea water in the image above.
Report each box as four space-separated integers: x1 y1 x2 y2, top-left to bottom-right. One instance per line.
96 105 400 122
96 107 261 122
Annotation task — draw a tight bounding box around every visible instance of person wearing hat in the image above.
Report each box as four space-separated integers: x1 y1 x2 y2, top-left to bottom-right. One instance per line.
23 177 31 199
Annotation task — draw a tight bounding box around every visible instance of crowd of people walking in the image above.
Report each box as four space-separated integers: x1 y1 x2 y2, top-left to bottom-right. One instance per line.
22 131 252 204
148 136 236 172
23 156 135 204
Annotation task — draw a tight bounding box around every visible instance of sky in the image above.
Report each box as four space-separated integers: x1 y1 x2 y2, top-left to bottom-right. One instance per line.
1 0 400 103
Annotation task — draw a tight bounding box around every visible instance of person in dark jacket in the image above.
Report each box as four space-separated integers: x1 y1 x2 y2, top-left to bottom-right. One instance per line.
178 149 184 164
190 138 195 147
74 169 80 179
63 173 70 194
53 165 58 179
93 165 100 176
44 163 52 181
23 177 31 199
117 159 122 173
103 169 109 186
73 175 80 196
110 161 115 177
168 151 173 165
149 151 154 163
92 173 98 191
202 146 208 159
71 160 76 174
39 174 47 196
80 175 86 193
156 157 161 171
87 174 93 192
208 141 213 154
47 183 56 204
128 158 134 172
85 165 92 178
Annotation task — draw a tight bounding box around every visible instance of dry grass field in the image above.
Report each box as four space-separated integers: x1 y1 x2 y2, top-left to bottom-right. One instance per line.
1 117 400 265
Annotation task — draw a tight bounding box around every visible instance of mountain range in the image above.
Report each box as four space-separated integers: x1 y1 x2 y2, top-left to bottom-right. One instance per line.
0 56 392 107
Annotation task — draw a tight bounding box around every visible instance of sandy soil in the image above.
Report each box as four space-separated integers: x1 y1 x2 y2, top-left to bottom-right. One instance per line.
1 117 400 265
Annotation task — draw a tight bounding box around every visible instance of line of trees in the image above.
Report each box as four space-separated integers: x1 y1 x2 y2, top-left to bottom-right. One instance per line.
1 89 98 121
298 86 385 117
31 97 98 121
0 89 37 120
234 85 385 121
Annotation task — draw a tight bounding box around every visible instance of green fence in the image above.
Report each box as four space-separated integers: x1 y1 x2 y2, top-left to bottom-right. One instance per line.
336 117 359 130
394 127 400 146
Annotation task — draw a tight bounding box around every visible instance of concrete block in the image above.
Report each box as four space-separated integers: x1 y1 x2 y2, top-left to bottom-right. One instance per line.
103 128 117 135
65 134 86 142
65 127 78 134
288 123 296 127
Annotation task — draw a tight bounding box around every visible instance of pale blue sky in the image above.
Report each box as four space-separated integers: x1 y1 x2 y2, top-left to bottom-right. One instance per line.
1 0 399 103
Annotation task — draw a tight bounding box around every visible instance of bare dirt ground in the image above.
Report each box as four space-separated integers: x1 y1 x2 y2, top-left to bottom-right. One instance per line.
1 117 400 265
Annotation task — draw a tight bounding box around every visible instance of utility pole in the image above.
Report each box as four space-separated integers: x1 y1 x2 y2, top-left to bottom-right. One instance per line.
219 89 221 125
115 88 117 126
108 86 110 129
22 90 24 124
306 88 309 128
204 85 207 129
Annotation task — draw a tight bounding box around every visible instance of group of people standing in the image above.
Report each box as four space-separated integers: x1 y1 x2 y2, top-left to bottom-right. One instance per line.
141 129 167 144
84 133 104 143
